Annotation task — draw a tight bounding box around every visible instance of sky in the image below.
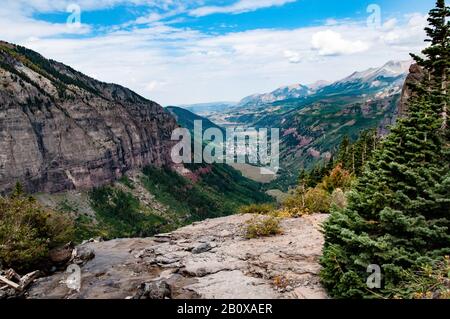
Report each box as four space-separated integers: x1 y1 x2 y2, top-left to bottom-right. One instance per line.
0 0 437 105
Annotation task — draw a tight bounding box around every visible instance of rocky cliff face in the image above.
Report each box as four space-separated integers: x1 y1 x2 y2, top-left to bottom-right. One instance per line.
0 41 177 193
399 64 426 116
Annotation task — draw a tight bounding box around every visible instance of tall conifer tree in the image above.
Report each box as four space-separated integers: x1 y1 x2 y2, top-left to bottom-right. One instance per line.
320 0 450 298
411 0 449 132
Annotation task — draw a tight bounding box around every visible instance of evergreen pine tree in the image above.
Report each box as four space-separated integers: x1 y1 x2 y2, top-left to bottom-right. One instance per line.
411 0 449 133
11 182 24 198
297 169 310 189
337 136 351 168
320 0 450 298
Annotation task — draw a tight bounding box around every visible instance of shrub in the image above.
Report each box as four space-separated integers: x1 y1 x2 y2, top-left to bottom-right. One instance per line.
0 189 74 272
274 206 309 218
89 186 166 239
393 257 450 299
320 164 353 193
273 275 290 289
238 203 275 215
245 216 282 239
304 188 331 214
282 185 332 215
282 188 304 209
280 164 352 218
330 188 347 210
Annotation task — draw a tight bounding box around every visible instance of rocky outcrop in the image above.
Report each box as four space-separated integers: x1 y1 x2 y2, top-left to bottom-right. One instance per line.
27 214 329 299
0 41 177 193
399 64 426 116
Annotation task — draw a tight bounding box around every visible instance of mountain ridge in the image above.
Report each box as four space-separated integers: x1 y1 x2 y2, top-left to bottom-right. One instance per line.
233 60 411 111
191 60 412 188
0 41 177 194
166 106 225 134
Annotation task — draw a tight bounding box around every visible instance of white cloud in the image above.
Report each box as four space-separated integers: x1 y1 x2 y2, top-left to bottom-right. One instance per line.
15 21 427 105
0 2 430 105
145 80 168 92
380 13 427 46
0 14 91 41
4 0 184 13
126 4 189 26
382 18 398 30
284 50 302 63
325 18 339 26
190 0 296 17
311 30 370 56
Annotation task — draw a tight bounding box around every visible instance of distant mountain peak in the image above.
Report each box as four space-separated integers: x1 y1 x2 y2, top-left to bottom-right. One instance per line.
286 83 304 90
337 60 412 84
177 101 237 115
379 60 412 75
238 83 310 107
236 60 411 109
307 80 331 91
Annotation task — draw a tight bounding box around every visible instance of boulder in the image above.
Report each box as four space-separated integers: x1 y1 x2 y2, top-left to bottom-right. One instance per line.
49 243 74 265
71 246 95 265
134 280 171 299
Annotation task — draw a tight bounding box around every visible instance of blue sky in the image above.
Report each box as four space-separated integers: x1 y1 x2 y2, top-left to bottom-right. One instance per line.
0 0 437 104
33 0 435 36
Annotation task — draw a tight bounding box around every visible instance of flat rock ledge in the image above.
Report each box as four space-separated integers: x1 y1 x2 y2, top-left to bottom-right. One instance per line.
28 214 329 299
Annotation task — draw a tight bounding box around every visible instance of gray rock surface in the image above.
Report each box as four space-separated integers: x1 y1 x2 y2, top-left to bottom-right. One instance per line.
134 279 172 299
191 243 212 254
28 214 329 299
399 64 426 116
71 246 95 266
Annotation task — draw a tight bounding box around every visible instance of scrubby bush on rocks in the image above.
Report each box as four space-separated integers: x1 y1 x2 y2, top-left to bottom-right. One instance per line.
0 184 74 272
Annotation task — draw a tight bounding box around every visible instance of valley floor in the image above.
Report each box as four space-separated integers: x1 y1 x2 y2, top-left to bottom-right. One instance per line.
28 213 329 299
228 163 278 184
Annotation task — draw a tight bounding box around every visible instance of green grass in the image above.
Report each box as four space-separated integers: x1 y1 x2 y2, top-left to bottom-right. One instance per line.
118 175 135 189
88 186 167 240
73 214 104 242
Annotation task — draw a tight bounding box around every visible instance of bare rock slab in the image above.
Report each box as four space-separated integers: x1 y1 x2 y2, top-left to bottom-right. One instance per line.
28 214 329 299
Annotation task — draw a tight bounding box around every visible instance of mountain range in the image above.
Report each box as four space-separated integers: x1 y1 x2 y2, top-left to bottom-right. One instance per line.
237 83 312 109
166 106 225 135
0 40 424 300
0 39 415 208
176 102 237 115
180 60 412 188
239 60 410 111
0 41 271 228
